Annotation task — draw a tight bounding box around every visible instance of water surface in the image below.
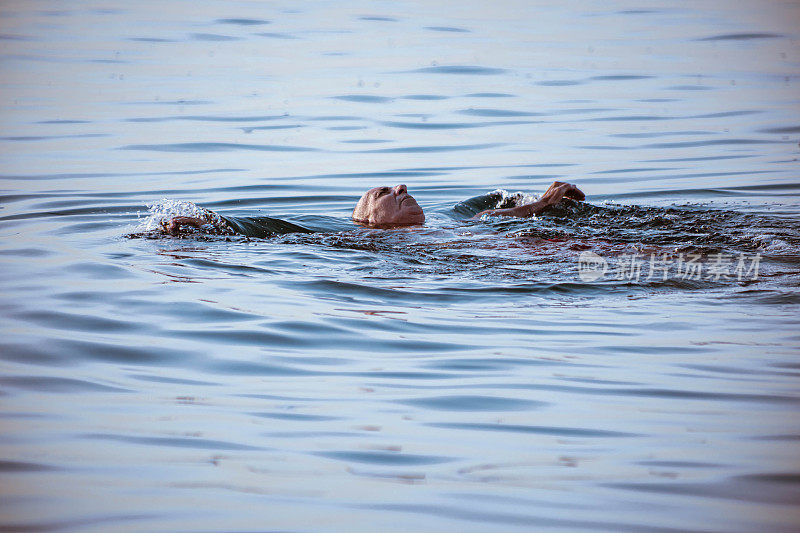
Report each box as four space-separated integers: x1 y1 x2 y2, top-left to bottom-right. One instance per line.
1 1 800 532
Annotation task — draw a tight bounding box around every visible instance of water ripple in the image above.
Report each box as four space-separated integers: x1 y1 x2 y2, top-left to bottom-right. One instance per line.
399 395 546 412
606 474 800 506
697 32 783 41
427 422 641 438
250 412 341 421
120 142 318 152
84 433 263 451
216 18 270 25
409 65 508 75
457 108 541 117
333 95 394 103
2 3 799 532
126 114 287 122
0 460 59 472
357 143 505 153
424 26 470 33
254 32 298 39
189 33 240 41
316 450 453 465
0 376 130 393
380 119 536 129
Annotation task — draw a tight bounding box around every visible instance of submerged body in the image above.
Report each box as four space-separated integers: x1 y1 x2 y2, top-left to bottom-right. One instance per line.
161 181 585 237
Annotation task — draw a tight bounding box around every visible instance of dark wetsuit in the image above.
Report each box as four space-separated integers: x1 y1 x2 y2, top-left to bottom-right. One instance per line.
217 191 526 238
221 215 314 238
218 213 354 238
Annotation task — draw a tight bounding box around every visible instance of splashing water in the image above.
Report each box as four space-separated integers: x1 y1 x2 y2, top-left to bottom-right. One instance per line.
490 188 539 208
136 194 800 260
138 199 232 234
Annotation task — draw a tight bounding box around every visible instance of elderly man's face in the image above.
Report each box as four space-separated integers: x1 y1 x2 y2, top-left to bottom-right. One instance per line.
352 184 425 227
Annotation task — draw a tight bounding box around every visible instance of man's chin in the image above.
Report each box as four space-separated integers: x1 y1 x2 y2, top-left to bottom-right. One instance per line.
401 207 424 224
370 214 424 227
400 214 425 226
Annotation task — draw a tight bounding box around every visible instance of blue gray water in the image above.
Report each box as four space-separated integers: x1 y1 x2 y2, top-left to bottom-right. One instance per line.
2 1 800 531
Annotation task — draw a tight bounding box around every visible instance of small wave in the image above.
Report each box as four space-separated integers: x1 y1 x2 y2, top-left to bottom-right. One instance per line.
402 94 449 100
760 125 800 134
424 26 470 33
120 142 317 152
0 375 130 393
464 92 515 98
501 200 800 256
358 143 506 153
590 75 654 81
130 196 799 293
216 18 269 25
398 395 545 412
428 422 638 438
697 32 783 41
333 95 394 103
84 433 262 451
537 80 582 86
379 119 537 130
190 33 240 41
254 32 298 40
751 235 795 254
315 450 453 466
0 460 58 472
410 65 508 75
457 108 541 117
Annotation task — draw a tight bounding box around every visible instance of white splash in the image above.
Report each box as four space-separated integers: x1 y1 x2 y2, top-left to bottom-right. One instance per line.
473 189 541 221
489 189 539 207
138 199 231 234
753 234 796 254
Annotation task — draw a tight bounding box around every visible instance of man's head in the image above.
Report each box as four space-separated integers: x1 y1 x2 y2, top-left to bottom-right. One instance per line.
352 184 425 227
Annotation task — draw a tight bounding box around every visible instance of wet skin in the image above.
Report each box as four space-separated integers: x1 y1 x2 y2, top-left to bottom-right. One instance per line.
349 180 584 225
352 184 425 227
473 181 585 219
163 180 585 234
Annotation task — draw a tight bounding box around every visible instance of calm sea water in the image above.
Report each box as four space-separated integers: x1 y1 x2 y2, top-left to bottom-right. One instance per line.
2 1 800 531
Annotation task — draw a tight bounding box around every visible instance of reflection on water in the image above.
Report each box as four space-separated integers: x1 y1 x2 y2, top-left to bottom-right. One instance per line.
1 0 800 532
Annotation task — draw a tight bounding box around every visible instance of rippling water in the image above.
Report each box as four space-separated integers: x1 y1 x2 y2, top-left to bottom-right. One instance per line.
2 1 800 532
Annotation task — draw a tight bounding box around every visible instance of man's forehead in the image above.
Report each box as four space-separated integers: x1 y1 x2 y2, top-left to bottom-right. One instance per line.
362 186 386 197
356 187 379 207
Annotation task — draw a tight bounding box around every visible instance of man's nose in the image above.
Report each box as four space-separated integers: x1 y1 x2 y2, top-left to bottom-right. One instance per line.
393 184 407 195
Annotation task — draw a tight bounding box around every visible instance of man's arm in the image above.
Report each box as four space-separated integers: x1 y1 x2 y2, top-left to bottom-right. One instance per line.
474 181 585 219
163 216 207 236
